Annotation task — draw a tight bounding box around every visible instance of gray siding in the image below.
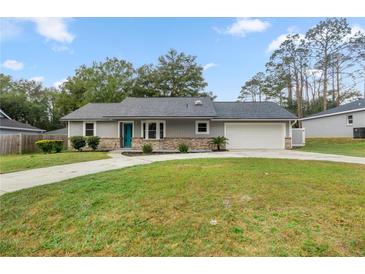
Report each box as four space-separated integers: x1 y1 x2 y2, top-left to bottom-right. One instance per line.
165 119 224 137
97 121 118 137
302 110 365 137
69 121 83 136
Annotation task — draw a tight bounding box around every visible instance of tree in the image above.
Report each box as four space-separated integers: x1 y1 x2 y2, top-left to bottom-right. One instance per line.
0 74 56 130
239 72 268 102
154 49 207 97
61 57 135 106
306 18 352 110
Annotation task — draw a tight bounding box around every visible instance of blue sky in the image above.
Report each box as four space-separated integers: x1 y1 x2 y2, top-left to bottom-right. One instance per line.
1 17 364 100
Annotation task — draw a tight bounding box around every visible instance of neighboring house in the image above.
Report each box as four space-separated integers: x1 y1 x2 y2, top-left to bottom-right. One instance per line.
0 109 45 135
45 128 68 135
302 98 365 138
61 97 297 150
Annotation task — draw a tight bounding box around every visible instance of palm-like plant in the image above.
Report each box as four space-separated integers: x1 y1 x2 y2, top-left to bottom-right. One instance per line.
210 136 228 151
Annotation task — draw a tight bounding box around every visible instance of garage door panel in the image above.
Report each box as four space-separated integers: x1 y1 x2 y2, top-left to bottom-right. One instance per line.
225 123 285 149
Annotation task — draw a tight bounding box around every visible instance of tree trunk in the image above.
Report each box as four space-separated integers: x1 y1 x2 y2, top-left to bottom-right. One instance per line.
332 67 335 103
287 75 293 107
323 66 328 110
336 65 341 106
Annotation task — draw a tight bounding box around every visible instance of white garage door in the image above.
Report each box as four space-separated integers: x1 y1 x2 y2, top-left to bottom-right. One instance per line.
225 123 285 149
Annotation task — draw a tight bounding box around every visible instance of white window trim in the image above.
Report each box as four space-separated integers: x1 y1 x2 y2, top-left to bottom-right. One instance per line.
83 121 96 137
346 115 353 126
195 120 210 135
141 120 166 140
118 121 134 139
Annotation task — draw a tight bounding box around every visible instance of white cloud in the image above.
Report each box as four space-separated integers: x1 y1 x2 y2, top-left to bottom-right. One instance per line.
203 63 218 71
53 78 67 88
2 59 24 70
51 44 74 54
27 18 74 43
266 33 305 53
351 24 365 35
29 76 44 83
215 18 270 37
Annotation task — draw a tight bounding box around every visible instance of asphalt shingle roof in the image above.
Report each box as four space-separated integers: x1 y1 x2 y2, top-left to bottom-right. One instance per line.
45 128 68 135
213 101 297 119
61 97 297 120
303 99 365 119
0 117 44 131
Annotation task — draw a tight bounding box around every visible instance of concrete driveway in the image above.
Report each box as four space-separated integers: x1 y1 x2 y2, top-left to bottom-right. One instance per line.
1 150 364 195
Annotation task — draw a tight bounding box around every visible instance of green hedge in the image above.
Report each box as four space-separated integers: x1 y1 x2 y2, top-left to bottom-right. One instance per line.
87 136 100 151
70 136 86 151
142 143 153 154
35 140 64 153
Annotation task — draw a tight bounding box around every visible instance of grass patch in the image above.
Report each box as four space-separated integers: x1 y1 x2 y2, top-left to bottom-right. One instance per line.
0 151 109 173
296 138 365 157
0 158 364 256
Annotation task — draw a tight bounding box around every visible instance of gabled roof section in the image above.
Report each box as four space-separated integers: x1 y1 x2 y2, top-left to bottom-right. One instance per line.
302 98 365 120
105 97 217 118
0 117 44 132
61 103 123 120
45 128 68 135
61 97 217 120
213 101 297 120
61 97 297 121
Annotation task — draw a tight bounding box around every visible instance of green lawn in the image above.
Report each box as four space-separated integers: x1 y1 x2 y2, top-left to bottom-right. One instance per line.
0 151 110 174
1 158 364 256
296 138 365 157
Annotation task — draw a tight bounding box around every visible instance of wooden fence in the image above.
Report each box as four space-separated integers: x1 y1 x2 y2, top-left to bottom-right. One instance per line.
0 134 68 155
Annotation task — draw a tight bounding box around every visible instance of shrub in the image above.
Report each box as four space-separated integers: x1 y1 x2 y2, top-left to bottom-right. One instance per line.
52 140 64 153
87 136 100 151
210 136 229 151
142 143 153 154
70 136 86 151
178 143 189 153
35 140 64 153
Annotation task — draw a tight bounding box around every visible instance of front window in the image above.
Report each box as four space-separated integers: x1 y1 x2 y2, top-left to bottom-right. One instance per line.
160 122 164 139
148 123 157 139
195 121 209 134
85 123 94 136
347 115 353 125
142 121 165 139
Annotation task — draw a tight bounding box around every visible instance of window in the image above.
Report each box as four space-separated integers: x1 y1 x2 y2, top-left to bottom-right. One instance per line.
159 122 164 139
142 122 146 138
148 123 157 139
142 121 165 139
85 122 94 136
195 121 209 134
347 115 353 125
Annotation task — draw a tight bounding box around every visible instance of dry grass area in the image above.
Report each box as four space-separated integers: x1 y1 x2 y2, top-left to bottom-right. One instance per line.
0 158 364 256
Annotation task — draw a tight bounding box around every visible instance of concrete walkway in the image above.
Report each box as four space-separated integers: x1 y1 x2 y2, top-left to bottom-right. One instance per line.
1 150 364 195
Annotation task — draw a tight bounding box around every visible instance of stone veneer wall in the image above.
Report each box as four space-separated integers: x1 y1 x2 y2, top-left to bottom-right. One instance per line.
132 137 216 151
285 137 292 149
99 138 120 150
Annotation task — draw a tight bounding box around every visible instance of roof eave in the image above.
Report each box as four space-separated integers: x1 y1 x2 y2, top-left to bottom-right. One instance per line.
301 108 365 121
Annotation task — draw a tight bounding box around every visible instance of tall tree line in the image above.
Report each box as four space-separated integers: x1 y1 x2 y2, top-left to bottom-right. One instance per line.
0 49 213 131
239 18 365 123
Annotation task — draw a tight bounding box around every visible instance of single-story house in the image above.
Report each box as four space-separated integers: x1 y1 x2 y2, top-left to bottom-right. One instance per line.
61 97 297 150
0 109 45 135
302 98 365 138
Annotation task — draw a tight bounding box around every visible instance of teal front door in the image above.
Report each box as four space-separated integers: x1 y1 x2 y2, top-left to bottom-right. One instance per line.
123 123 132 148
